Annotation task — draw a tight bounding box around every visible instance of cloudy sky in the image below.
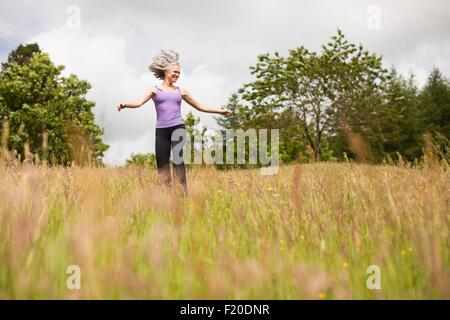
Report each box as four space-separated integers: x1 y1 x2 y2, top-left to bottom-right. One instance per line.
1 0 449 166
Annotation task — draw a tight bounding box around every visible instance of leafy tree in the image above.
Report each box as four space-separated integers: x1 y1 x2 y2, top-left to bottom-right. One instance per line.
375 68 424 161
214 92 252 169
213 91 275 169
1 43 41 69
0 43 109 166
215 92 249 130
215 95 335 165
219 29 387 162
419 67 450 139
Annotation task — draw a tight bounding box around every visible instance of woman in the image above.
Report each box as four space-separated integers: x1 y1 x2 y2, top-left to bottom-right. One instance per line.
116 49 231 196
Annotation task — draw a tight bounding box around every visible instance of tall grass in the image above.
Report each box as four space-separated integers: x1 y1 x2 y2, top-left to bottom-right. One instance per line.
0 158 448 299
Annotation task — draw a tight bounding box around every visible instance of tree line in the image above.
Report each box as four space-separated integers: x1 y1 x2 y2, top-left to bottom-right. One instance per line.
214 29 449 167
1 30 449 168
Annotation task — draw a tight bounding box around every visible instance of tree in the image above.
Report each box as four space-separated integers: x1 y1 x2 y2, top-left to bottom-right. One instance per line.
419 67 450 139
215 92 249 130
0 44 109 166
221 29 387 162
215 93 330 165
1 43 41 69
214 92 254 169
375 68 424 161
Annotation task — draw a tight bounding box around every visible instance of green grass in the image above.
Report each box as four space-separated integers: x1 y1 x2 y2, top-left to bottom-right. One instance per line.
0 162 449 299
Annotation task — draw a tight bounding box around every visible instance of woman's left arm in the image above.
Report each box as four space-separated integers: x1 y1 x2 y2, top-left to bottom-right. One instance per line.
180 87 231 116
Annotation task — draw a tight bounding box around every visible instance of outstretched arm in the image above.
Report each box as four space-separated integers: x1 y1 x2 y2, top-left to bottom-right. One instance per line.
180 87 231 116
117 86 156 111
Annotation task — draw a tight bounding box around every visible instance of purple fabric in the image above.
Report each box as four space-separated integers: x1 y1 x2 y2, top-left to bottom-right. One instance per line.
154 86 184 128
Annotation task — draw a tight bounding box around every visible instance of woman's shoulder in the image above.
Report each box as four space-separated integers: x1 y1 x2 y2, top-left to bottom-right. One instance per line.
177 86 188 96
145 86 158 102
148 85 159 96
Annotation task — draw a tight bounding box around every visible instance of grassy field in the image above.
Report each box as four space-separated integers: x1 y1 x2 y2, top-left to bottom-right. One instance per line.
0 161 448 299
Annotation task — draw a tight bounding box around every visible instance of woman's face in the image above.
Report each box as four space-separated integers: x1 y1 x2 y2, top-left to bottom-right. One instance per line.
165 64 180 83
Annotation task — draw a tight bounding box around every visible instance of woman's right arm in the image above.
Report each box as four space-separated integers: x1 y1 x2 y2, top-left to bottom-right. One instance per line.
117 86 156 111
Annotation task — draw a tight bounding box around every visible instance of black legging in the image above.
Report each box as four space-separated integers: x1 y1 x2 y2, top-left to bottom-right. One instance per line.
155 123 187 195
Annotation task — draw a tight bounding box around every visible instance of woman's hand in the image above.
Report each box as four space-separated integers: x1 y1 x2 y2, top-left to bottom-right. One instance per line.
218 107 231 116
117 103 126 112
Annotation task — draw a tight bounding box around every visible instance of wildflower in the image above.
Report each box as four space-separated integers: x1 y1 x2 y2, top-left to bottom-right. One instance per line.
217 188 223 193
342 261 349 268
318 293 326 300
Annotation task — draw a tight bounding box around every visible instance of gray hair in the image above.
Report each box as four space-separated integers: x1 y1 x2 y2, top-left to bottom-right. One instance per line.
148 49 180 80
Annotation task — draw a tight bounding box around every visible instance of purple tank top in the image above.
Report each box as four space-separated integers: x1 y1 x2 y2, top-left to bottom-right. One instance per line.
154 86 184 128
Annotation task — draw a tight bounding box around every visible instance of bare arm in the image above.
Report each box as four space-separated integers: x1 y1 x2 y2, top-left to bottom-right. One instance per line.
117 86 155 111
180 87 231 115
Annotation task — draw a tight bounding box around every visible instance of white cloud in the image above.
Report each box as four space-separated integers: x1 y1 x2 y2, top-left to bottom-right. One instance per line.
179 64 231 128
1 0 448 166
385 39 450 88
103 130 154 167
0 19 13 38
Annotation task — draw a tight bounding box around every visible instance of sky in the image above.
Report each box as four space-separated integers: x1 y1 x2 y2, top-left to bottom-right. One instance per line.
1 0 449 166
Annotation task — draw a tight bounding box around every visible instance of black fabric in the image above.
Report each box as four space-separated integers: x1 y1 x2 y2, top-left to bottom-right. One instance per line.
155 123 187 195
